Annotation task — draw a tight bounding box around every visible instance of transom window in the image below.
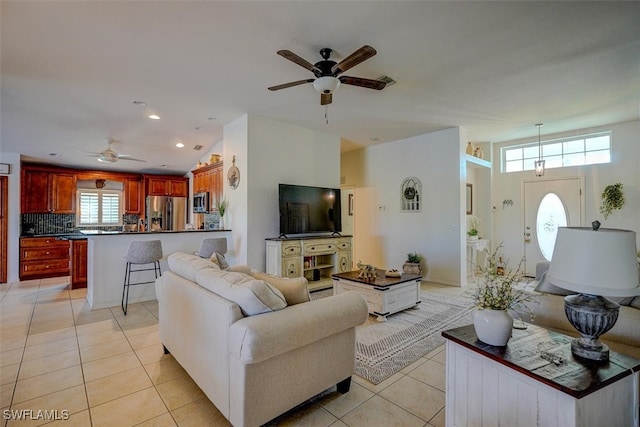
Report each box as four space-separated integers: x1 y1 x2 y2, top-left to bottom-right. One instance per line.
501 132 611 173
77 189 122 226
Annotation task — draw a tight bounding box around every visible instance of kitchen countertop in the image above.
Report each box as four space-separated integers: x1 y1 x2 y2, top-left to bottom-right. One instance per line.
21 229 230 239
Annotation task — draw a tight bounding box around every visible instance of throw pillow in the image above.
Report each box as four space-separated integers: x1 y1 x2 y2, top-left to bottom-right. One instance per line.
210 252 230 270
533 271 574 296
252 272 310 305
196 268 287 316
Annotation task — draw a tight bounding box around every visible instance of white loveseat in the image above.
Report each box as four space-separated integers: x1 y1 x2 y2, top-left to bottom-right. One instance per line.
156 252 368 427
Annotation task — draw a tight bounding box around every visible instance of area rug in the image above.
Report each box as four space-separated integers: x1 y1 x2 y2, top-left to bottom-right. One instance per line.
354 292 474 384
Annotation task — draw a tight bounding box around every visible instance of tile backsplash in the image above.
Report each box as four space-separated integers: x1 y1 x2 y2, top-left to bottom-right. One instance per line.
21 213 140 235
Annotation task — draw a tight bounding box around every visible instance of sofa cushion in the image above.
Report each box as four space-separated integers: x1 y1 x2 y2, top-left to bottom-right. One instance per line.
210 252 230 270
252 272 310 305
534 271 574 296
630 297 640 310
196 268 287 316
168 252 214 282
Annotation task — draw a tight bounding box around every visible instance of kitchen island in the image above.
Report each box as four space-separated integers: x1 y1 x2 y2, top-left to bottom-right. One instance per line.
84 229 231 309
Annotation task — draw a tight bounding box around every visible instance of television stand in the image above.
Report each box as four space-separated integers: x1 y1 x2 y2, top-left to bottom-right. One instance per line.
265 235 353 291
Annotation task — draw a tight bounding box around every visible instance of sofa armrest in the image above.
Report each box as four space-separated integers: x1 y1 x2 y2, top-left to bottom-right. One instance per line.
228 291 368 365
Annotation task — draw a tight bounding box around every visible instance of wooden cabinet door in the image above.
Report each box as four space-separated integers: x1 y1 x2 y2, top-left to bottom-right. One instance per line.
169 179 188 197
22 170 51 213
71 239 88 289
124 178 142 214
51 173 76 213
211 165 223 211
147 177 169 196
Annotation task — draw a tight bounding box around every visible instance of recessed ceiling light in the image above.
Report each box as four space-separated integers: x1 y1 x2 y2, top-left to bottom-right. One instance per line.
148 114 160 120
176 142 185 148
132 100 147 106
207 117 217 121
48 153 60 157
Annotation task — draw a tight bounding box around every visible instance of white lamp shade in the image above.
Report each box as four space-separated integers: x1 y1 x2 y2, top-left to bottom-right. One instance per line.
547 227 640 297
313 76 341 94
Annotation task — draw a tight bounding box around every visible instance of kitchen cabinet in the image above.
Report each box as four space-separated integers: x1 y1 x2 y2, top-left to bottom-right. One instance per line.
124 178 143 214
21 167 76 213
145 175 189 197
71 239 88 289
192 162 223 211
20 237 70 280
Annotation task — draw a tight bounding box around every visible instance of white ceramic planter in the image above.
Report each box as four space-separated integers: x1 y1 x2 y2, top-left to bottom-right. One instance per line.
473 309 513 346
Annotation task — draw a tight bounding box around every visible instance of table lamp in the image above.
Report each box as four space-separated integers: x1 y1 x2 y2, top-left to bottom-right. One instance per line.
546 225 640 361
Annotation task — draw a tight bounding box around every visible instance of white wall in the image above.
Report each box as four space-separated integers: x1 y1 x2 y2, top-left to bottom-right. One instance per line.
341 127 464 285
491 120 640 267
0 152 21 283
224 114 341 270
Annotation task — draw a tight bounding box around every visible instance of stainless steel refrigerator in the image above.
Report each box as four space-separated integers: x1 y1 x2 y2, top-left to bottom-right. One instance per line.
146 196 188 231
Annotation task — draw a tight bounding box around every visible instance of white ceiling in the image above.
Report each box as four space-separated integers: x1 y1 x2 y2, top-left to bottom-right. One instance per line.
2 1 639 175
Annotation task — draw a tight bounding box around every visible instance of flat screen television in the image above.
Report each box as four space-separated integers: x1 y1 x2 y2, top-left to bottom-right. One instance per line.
279 184 341 236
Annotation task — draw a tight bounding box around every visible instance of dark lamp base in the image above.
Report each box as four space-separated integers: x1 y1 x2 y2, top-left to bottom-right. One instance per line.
563 293 620 362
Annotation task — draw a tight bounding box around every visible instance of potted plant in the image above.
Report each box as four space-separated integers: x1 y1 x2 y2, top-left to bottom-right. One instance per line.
403 252 423 275
467 216 480 240
217 198 228 229
471 246 537 346
600 182 624 220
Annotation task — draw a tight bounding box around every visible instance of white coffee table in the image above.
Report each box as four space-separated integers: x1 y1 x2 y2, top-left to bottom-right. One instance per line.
332 270 422 322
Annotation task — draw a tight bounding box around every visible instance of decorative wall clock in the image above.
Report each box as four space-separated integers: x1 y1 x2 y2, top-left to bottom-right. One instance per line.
227 155 240 190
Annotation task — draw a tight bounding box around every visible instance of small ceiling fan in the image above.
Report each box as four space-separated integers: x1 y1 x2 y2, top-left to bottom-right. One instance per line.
89 139 146 163
268 45 387 105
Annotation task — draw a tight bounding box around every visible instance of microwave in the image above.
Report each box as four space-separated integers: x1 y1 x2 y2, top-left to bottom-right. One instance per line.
193 192 209 213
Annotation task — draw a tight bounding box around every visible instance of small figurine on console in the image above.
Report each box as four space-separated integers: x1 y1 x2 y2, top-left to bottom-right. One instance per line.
357 261 377 281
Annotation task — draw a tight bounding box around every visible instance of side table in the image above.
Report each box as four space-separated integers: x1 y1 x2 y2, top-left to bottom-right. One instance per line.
442 324 640 427
466 238 489 284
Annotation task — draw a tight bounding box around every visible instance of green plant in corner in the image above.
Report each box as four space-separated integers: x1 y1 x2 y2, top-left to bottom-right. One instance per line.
467 215 480 237
216 198 228 218
600 183 624 220
406 252 422 263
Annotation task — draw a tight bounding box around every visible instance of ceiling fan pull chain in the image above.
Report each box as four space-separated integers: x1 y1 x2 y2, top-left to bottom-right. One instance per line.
325 105 329 124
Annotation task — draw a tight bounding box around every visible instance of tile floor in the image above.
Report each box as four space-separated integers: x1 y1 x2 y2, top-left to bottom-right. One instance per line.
1 277 458 427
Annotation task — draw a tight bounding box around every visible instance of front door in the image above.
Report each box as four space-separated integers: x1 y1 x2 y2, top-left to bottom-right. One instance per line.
523 177 583 276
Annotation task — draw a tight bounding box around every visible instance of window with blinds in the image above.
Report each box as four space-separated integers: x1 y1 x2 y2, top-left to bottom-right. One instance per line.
77 190 122 226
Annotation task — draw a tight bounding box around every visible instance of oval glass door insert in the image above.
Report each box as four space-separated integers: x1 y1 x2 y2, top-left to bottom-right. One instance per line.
536 193 568 261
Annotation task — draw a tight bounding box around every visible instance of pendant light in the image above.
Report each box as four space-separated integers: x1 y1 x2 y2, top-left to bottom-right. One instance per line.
534 123 545 177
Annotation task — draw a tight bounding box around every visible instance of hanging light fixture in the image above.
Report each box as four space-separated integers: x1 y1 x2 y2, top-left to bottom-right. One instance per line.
534 123 545 177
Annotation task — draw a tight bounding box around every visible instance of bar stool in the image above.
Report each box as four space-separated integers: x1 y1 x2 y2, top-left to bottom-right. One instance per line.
195 237 227 259
121 240 163 315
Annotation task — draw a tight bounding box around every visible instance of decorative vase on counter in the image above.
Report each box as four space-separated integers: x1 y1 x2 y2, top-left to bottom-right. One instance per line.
473 309 513 346
218 217 225 230
466 141 474 155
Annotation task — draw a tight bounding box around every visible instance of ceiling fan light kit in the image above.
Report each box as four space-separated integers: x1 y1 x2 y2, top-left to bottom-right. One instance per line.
313 76 341 94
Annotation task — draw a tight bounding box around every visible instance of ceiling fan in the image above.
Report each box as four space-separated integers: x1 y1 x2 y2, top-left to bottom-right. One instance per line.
89 139 146 163
268 45 387 105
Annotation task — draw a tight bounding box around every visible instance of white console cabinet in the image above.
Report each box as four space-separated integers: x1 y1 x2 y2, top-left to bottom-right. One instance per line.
266 236 352 291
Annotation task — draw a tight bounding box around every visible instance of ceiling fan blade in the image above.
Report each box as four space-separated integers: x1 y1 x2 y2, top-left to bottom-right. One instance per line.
268 79 314 91
118 155 146 162
277 50 320 73
331 45 377 75
339 75 387 90
320 93 332 106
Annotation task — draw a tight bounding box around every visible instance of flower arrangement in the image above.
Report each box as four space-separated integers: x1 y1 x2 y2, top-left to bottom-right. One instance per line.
471 245 537 318
216 198 228 217
467 215 480 237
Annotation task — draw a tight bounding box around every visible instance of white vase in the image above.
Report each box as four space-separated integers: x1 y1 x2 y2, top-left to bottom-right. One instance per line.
218 217 225 230
473 309 513 346
467 235 478 241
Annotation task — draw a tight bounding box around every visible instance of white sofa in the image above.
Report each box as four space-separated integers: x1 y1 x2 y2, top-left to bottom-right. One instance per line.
156 252 368 427
525 261 640 358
